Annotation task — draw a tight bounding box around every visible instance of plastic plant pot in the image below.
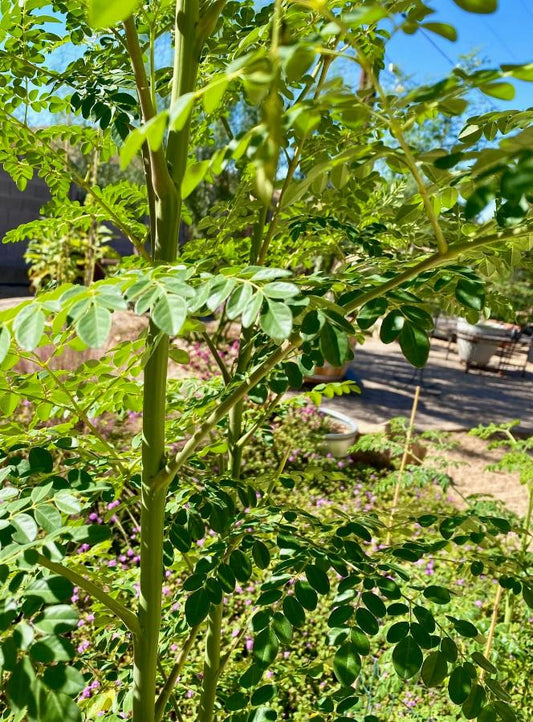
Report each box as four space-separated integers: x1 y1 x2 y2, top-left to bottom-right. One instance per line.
320 407 359 458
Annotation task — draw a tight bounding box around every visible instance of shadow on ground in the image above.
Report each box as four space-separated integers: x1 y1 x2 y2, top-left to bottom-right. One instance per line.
328 338 533 434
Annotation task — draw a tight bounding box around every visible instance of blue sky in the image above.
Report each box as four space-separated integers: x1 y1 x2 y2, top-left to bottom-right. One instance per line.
385 0 533 109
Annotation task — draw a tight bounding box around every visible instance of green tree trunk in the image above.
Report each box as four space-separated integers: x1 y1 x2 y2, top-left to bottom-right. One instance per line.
131 1 201 717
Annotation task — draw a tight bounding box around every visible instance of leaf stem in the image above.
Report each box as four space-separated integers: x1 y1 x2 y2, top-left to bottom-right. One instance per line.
36 554 140 635
154 625 200 721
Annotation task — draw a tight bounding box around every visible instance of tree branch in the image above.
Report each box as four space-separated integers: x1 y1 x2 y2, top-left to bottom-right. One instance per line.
123 16 176 199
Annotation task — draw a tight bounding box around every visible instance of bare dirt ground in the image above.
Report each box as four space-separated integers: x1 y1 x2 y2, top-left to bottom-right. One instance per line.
328 337 532 517
439 432 528 518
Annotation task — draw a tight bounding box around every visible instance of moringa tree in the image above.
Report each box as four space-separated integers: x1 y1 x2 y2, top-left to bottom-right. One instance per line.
0 0 532 720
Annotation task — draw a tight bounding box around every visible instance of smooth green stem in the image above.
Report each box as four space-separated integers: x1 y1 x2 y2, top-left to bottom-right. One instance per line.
133 323 170 722
36 554 139 636
167 0 200 244
198 602 223 722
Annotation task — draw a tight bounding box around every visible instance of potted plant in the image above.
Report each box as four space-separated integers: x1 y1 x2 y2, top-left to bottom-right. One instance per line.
456 318 508 368
319 407 359 458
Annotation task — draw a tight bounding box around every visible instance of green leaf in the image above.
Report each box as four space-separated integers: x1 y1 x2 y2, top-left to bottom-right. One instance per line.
30 636 75 663
169 348 190 364
252 541 271 570
327 605 353 628
452 0 497 12
455 277 485 310
182 160 210 200
422 22 457 41
522 583 533 609
226 691 248 711
76 303 112 348
263 282 299 299
320 324 349 367
226 284 253 321
386 622 409 643
350 628 370 655
272 612 292 644
502 63 533 82
251 684 275 706
501 159 533 201
493 701 517 721
399 323 430 368
355 608 379 636
54 491 82 515
464 186 494 219
333 643 361 686
454 619 478 638
202 77 229 114
423 585 451 605
462 683 486 719
39 690 81 722
253 627 279 667
7 657 36 712
441 637 458 663
217 563 236 592
120 128 145 170
283 596 306 627
242 292 264 328
480 82 515 100
0 327 11 364
185 588 210 626
34 605 78 635
361 592 387 618
29 448 53 474
357 298 387 330
380 310 405 343
478 705 497 722
305 565 330 595
43 665 85 696
152 294 187 336
12 513 38 543
88 0 140 28
421 651 448 687
260 302 293 342
344 6 388 26
230 549 252 582
14 304 45 350
23 576 73 603
169 92 195 131
294 580 318 611
448 665 472 704
392 636 423 679
471 651 496 675
207 277 237 312
485 678 512 702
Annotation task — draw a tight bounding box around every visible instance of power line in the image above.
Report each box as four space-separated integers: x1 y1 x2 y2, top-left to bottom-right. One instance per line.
418 28 499 112
482 19 519 62
419 28 458 69
519 0 533 22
